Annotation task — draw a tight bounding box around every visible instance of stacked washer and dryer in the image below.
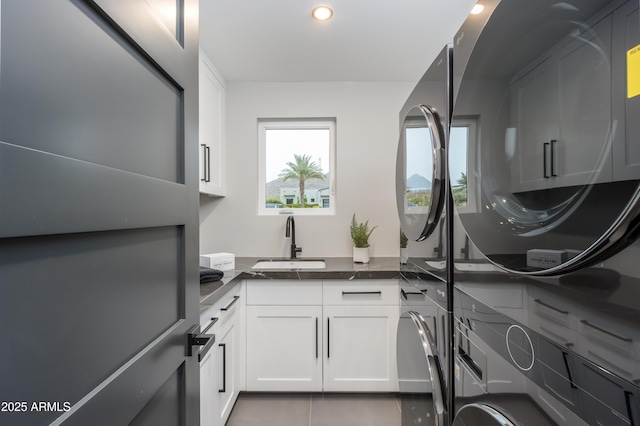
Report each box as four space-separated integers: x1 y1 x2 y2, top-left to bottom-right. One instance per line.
396 1 640 425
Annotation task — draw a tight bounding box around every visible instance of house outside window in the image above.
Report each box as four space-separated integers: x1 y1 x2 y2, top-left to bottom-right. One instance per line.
258 119 336 215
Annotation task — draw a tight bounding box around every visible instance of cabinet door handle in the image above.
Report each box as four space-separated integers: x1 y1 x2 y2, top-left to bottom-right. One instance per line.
219 343 226 393
327 317 330 359
342 291 382 296
315 317 319 359
550 139 557 177
205 146 211 182
221 295 239 311
543 142 550 178
200 144 207 182
625 391 636 425
562 351 577 389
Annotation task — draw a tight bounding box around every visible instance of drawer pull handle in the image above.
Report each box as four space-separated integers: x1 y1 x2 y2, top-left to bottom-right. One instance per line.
342 291 382 295
401 289 423 300
201 317 219 334
221 296 239 311
534 299 568 314
581 320 632 343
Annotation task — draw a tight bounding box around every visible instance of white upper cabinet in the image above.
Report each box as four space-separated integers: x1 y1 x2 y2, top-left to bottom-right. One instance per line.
199 50 225 196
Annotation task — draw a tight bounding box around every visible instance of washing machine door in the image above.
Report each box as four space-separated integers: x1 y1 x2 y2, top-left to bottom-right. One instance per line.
397 311 446 426
450 0 640 275
453 404 516 426
396 104 446 243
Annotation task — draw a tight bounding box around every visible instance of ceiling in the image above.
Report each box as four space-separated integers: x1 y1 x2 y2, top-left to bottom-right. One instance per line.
199 0 478 83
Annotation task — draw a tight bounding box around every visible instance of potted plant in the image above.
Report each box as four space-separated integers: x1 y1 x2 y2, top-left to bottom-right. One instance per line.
350 214 377 263
400 229 408 265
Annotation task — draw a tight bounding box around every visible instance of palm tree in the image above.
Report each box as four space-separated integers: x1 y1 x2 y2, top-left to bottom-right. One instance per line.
279 154 325 207
456 172 467 187
452 172 467 206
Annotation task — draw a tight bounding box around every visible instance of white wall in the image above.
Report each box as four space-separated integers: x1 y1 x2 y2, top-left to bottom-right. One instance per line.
200 81 413 258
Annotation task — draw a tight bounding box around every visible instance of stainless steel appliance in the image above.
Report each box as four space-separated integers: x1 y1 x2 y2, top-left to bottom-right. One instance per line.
397 280 447 426
450 0 640 424
396 45 453 425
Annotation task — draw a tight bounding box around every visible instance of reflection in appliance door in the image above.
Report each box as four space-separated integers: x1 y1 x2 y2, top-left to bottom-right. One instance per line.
397 311 446 426
453 403 516 426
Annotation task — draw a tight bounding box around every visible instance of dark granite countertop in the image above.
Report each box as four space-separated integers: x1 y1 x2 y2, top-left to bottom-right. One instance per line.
200 257 401 306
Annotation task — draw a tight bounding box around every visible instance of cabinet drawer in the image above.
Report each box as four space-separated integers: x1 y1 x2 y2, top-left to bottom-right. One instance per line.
323 280 399 306
247 280 322 305
200 283 241 329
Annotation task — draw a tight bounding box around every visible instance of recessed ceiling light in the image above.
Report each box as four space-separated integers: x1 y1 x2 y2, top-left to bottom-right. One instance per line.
312 6 333 21
470 4 485 15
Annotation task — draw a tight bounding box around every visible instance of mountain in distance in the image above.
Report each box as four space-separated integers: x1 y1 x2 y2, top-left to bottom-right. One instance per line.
407 173 431 190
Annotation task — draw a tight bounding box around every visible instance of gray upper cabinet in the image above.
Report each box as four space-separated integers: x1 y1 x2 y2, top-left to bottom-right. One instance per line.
510 14 613 192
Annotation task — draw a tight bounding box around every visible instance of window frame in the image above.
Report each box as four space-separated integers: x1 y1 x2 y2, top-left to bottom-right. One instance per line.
450 117 479 214
257 118 337 216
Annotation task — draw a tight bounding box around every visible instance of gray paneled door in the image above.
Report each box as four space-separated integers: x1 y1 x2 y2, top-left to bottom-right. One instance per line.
0 1 200 425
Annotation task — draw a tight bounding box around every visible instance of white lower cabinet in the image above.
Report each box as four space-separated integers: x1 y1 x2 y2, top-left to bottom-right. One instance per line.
246 306 323 391
245 279 399 392
323 305 399 392
200 283 244 426
199 347 219 426
217 314 239 424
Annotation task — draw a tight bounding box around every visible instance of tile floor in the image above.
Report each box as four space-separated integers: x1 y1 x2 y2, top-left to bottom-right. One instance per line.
226 393 401 426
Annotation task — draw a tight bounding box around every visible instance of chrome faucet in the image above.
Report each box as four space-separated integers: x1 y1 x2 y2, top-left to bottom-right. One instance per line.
285 215 302 259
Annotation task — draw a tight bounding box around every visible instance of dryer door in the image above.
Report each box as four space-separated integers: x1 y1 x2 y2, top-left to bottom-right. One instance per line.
450 0 640 275
396 104 446 243
453 404 516 426
397 311 446 426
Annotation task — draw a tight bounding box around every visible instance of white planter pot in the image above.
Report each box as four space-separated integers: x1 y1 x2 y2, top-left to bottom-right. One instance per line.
400 248 408 265
353 247 370 263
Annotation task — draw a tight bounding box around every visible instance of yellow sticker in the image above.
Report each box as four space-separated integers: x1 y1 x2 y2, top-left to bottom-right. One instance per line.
629 44 640 99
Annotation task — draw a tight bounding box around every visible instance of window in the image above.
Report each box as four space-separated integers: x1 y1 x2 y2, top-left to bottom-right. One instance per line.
258 119 336 215
403 117 434 215
450 118 478 213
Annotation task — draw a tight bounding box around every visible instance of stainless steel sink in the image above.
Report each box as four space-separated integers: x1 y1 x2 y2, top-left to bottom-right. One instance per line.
251 259 326 270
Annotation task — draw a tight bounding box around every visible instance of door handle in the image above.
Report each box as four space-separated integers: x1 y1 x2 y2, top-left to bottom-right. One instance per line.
315 317 319 359
187 325 215 362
